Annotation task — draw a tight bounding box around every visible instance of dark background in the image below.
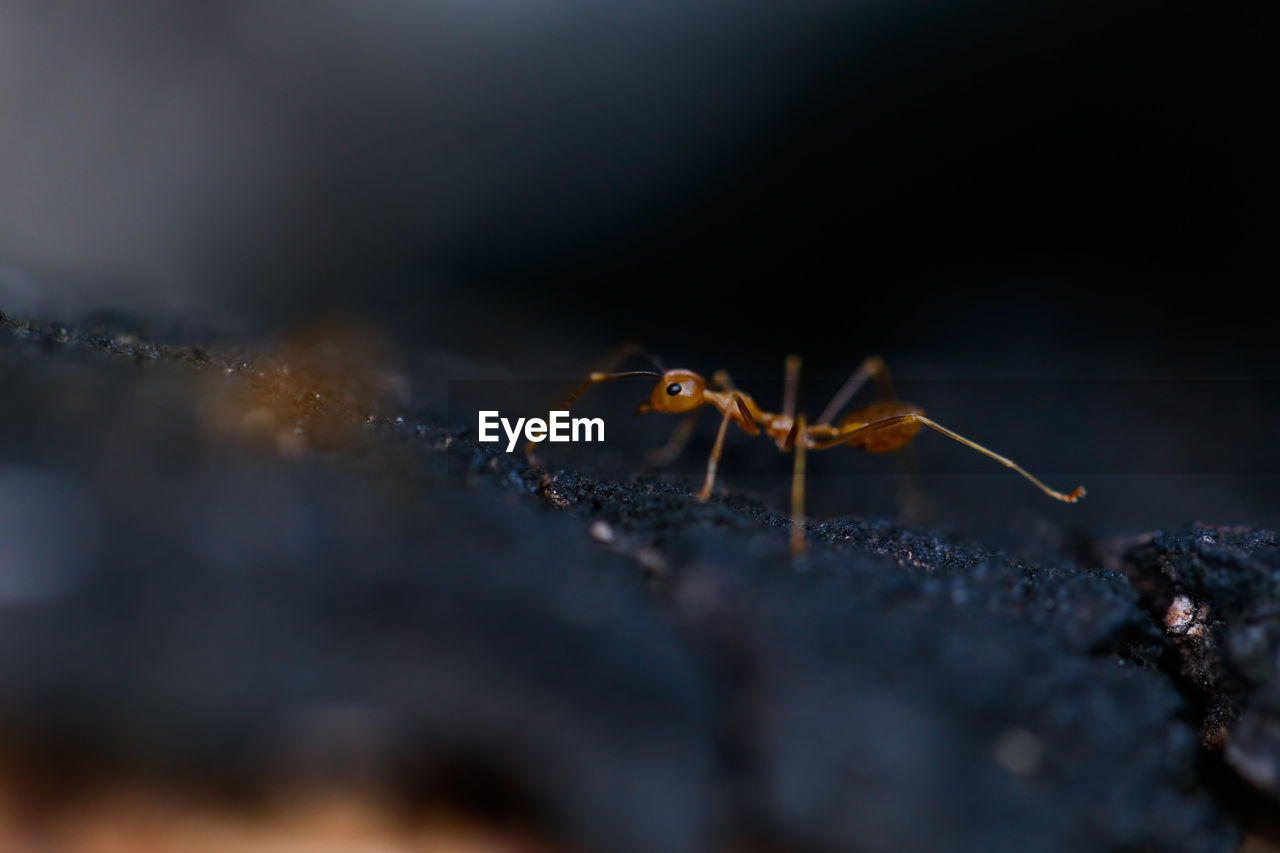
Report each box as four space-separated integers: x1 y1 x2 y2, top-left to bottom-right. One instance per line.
0 0 1274 539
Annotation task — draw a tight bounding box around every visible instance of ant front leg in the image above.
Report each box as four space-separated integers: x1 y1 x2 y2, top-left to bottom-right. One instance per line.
645 410 700 467
525 368 660 464
696 395 754 500
525 342 664 466
645 368 738 467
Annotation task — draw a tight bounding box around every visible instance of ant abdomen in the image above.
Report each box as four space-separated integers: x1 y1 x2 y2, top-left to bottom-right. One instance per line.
838 403 924 453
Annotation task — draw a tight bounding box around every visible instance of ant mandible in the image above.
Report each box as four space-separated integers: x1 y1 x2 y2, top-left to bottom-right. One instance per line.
529 353 1084 556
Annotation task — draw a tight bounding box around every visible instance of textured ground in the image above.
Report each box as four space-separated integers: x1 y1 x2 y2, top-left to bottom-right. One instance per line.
1 309 1278 851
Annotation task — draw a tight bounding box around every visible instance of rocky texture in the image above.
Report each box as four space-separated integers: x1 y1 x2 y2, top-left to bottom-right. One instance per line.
1121 527 1280 836
0 310 1275 851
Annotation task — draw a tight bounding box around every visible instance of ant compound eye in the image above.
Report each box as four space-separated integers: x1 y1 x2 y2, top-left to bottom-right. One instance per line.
666 383 682 396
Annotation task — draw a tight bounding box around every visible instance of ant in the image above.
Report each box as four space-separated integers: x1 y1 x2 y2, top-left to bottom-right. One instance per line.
530 353 1084 556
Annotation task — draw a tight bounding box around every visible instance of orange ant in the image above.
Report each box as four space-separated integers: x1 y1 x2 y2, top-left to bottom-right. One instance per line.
530 354 1084 556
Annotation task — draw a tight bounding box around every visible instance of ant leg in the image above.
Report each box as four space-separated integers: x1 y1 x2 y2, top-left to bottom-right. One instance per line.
817 356 929 522
525 368 661 461
815 415 1085 503
711 369 736 391
817 355 896 425
697 395 747 500
782 354 802 421
791 414 808 556
645 410 700 467
525 341 658 465
781 357 813 554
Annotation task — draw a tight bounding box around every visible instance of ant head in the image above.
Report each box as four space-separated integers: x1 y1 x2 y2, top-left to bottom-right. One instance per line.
637 369 706 414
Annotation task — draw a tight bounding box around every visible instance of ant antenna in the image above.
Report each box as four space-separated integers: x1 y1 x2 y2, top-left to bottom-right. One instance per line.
642 351 666 371
526 369 661 460
616 339 665 372
570 370 660 408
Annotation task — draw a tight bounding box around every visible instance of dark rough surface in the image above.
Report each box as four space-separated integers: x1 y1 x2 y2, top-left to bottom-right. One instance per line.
1122 527 1280 807
0 309 1274 851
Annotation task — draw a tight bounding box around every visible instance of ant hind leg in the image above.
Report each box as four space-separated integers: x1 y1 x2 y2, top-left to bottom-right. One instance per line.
816 414 1085 503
